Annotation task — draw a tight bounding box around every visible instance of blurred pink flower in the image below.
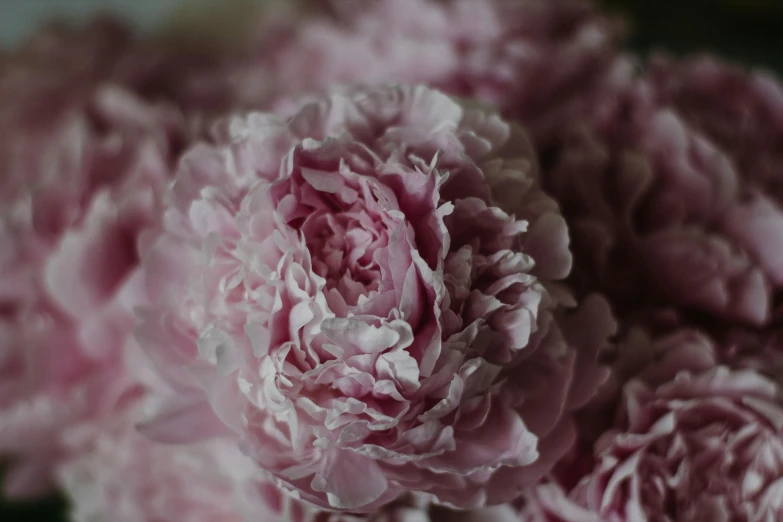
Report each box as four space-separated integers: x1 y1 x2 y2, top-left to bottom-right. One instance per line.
648 56 783 315
571 367 783 521
546 70 775 326
0 61 183 497
57 399 255 522
0 16 238 122
260 0 461 104
594 327 719 405
217 0 624 144
135 85 614 511
648 55 783 201
435 0 627 148
0 15 273 130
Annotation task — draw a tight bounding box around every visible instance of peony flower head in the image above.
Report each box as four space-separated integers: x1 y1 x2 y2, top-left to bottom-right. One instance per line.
571 326 718 451
647 55 783 319
545 68 778 326
570 366 783 521
135 84 614 511
0 52 184 497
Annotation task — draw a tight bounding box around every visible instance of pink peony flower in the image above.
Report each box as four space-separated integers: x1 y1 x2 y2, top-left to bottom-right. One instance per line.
571 327 718 452
648 55 783 316
0 64 184 497
545 69 776 326
594 327 719 405
569 366 783 521
0 20 136 206
135 85 615 511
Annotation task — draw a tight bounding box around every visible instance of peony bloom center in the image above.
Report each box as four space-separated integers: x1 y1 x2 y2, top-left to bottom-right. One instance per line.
278 159 399 309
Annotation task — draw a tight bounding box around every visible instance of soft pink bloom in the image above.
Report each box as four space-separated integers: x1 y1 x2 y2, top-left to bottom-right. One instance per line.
0 58 183 497
546 71 774 326
570 367 783 521
648 55 783 313
135 85 614 511
0 19 139 207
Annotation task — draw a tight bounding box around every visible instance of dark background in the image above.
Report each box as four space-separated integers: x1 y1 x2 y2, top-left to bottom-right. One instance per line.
2 0 783 520
604 0 783 72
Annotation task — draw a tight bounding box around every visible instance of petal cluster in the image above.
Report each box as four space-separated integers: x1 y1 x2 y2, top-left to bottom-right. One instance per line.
571 367 783 521
545 68 776 325
649 56 783 317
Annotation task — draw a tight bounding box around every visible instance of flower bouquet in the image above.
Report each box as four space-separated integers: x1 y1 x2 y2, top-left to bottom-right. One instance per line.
1 1 782 521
